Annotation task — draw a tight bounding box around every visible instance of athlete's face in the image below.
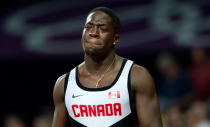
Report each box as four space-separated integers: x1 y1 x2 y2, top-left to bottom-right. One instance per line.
82 11 119 56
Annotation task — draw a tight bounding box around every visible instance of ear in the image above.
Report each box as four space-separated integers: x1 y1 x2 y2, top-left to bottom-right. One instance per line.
113 34 120 45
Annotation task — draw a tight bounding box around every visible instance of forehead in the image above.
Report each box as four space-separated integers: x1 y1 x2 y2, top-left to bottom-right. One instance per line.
85 11 113 24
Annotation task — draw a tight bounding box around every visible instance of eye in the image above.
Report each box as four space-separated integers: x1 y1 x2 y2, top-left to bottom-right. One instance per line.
99 26 107 31
84 24 92 29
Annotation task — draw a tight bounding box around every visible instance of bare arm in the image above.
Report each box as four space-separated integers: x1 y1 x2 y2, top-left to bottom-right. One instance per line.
52 74 69 127
131 65 163 127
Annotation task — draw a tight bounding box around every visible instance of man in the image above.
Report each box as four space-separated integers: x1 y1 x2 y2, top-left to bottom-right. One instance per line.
52 7 162 127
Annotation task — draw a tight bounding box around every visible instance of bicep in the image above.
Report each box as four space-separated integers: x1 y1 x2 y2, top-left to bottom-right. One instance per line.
52 102 69 127
135 87 161 127
132 65 162 127
52 74 69 127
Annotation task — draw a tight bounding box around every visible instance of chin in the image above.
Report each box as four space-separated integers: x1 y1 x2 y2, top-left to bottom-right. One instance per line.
85 49 99 56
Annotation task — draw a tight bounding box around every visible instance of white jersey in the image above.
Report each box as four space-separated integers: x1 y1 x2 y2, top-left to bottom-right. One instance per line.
64 59 138 127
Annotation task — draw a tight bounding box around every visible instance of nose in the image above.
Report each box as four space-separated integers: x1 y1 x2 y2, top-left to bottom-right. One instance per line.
89 26 99 38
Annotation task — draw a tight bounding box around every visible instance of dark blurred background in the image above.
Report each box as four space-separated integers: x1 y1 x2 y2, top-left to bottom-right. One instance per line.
1 0 210 127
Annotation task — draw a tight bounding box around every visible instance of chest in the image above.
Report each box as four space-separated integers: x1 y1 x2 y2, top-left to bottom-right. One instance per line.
79 70 119 88
64 60 135 126
65 73 132 126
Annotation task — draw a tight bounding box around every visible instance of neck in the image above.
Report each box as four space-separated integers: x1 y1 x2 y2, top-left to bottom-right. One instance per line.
84 50 116 75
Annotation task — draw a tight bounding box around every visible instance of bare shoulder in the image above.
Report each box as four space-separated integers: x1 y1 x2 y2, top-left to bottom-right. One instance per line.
53 74 67 103
54 74 66 93
131 64 155 95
